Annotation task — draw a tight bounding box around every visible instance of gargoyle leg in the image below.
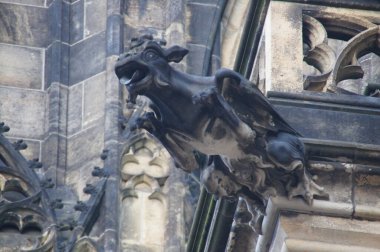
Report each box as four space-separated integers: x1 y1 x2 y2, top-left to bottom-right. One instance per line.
287 162 329 205
131 113 200 172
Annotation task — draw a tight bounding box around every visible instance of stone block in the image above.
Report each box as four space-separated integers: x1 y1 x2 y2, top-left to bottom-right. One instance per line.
354 174 380 209
0 87 46 139
48 0 62 43
186 43 209 75
187 3 217 45
45 83 69 135
41 133 67 185
61 1 70 43
45 42 70 88
67 83 83 135
107 14 124 56
69 0 84 44
0 44 43 89
0 3 55 47
124 0 166 29
84 0 107 37
187 0 219 4
69 31 106 85
0 0 45 6
83 72 106 127
67 125 104 170
265 2 303 92
313 170 352 204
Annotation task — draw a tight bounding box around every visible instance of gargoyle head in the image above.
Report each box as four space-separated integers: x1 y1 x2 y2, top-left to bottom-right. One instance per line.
115 35 189 103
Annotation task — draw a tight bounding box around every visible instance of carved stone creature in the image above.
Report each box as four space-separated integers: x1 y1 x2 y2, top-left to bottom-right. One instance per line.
115 36 328 232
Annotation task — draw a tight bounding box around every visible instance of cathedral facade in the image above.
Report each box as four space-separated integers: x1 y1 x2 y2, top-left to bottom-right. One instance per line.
0 0 380 251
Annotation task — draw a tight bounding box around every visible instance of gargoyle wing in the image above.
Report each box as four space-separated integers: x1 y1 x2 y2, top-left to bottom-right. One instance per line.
215 68 300 136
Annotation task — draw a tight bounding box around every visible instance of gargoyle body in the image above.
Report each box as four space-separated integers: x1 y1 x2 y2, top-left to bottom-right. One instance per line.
115 36 327 232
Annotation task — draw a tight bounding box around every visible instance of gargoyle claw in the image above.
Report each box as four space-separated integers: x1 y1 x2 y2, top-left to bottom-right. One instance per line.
287 170 328 205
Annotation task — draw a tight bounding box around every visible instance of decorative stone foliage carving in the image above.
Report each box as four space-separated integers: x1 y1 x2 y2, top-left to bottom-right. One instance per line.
120 132 170 251
302 14 335 91
303 11 380 94
0 123 56 251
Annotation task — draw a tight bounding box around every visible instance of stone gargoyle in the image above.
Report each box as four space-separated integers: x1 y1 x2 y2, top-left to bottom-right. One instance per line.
115 35 328 233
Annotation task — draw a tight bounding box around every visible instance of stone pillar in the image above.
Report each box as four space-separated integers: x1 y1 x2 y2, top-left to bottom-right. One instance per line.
264 2 303 92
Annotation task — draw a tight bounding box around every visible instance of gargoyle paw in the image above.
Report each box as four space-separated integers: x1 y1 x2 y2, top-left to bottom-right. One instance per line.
287 171 328 205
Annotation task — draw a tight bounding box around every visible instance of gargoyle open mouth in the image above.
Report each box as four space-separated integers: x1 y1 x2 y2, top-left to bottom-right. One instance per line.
116 61 150 87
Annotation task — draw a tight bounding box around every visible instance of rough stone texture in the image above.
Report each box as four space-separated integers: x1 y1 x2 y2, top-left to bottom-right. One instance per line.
0 2 55 47
186 43 208 75
83 72 106 128
69 31 106 85
124 0 167 30
84 0 107 37
66 125 104 172
0 0 45 6
45 42 70 88
313 170 352 204
271 214 380 251
221 0 250 68
354 174 380 209
67 83 83 136
265 2 303 92
69 0 84 44
0 44 43 89
0 87 46 140
41 133 67 185
270 94 380 145
187 3 218 45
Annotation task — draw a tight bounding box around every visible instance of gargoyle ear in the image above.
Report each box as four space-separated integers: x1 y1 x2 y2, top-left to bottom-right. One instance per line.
164 45 189 63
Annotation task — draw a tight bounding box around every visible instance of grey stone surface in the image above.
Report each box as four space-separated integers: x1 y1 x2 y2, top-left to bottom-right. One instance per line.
0 87 46 139
83 72 106 128
84 0 107 37
0 0 45 6
66 125 104 170
67 83 83 136
70 0 84 44
107 14 124 56
45 83 68 135
270 94 380 145
45 42 70 88
62 1 70 43
41 133 67 185
186 43 208 74
0 2 55 47
313 170 352 203
0 44 43 89
69 31 106 85
187 0 219 4
124 0 166 29
187 3 218 45
354 174 380 208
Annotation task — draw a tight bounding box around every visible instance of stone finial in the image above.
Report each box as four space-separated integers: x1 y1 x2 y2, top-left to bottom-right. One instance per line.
28 158 43 169
83 183 97 195
0 122 10 134
40 178 54 189
74 201 88 212
13 139 28 150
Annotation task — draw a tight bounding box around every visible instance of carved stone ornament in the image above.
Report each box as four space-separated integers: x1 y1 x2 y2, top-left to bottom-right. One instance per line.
0 124 56 251
115 36 329 233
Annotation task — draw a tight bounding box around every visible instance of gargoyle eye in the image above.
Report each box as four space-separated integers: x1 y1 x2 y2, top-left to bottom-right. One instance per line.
144 50 158 61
